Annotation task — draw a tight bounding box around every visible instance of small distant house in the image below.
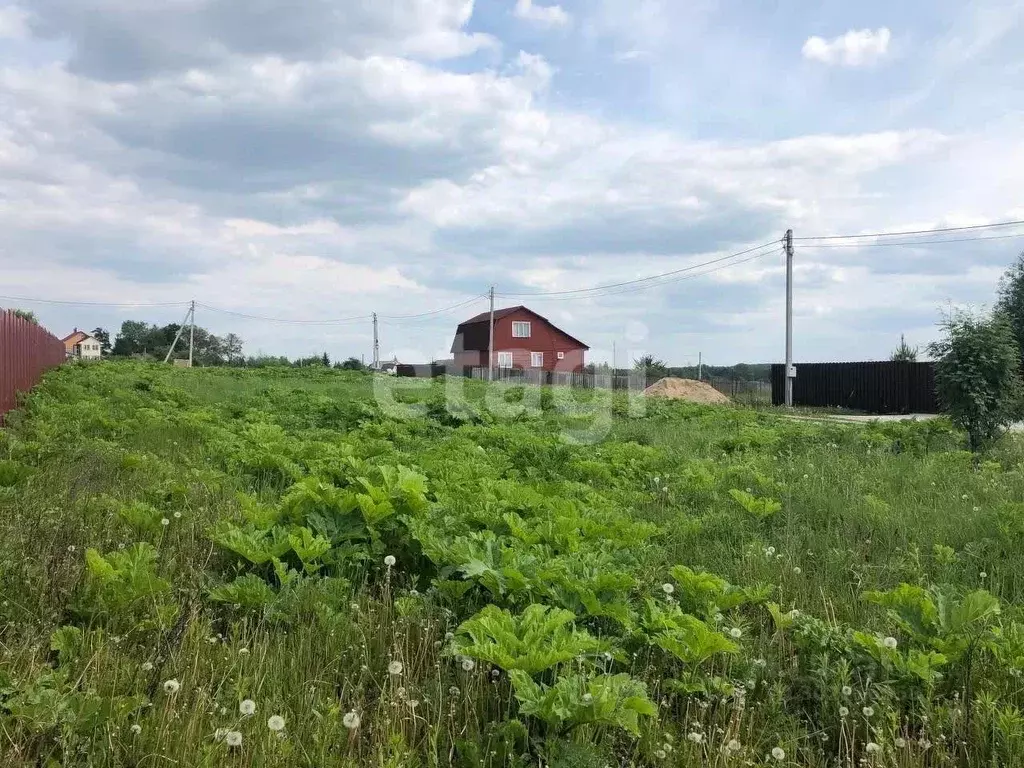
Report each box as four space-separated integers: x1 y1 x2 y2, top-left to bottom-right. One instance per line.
61 329 102 360
451 306 589 373
378 357 400 375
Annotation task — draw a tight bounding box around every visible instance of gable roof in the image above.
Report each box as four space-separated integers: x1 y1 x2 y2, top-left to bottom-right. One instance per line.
454 305 589 349
61 331 96 345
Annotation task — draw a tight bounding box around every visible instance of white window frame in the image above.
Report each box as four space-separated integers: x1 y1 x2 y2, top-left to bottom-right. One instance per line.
531 352 544 368
557 351 565 360
511 321 531 338
496 351 514 368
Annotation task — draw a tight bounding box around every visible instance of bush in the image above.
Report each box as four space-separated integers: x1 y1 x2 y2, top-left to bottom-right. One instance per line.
928 309 1023 451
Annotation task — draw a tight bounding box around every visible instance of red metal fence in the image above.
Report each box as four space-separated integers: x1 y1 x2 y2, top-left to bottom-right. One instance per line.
0 311 66 423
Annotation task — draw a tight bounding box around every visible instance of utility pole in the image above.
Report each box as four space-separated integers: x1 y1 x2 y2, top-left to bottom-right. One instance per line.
163 302 193 364
612 340 617 372
188 299 195 368
698 351 702 381
372 312 379 370
784 229 794 407
488 286 495 381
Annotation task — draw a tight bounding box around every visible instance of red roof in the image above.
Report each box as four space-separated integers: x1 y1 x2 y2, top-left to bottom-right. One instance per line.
455 305 589 349
61 330 92 345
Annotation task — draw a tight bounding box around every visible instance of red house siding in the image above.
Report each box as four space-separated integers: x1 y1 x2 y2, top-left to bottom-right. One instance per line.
451 308 587 373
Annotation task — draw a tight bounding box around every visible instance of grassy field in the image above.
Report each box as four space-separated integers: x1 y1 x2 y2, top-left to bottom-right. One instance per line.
3 362 1024 767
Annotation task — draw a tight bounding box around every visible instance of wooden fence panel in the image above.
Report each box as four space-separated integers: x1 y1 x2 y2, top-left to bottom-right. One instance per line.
771 361 939 414
0 312 67 423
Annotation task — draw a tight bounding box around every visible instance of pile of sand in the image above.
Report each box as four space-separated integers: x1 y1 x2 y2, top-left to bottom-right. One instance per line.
643 377 731 404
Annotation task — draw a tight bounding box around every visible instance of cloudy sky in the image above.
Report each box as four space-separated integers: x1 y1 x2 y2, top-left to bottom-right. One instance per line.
1 0 1023 366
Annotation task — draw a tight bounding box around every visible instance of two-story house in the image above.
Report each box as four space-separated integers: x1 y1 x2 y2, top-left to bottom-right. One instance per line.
450 306 588 373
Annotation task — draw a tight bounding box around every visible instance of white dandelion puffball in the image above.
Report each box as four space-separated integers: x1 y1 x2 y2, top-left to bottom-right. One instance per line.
895 737 907 748
980 571 987 579
384 555 396 567
654 749 666 759
141 661 154 671
865 742 881 754
163 679 180 694
226 730 243 747
772 746 786 761
862 706 874 717
239 648 249 655
687 732 703 743
883 636 898 649
729 627 742 639
130 724 142 735
793 567 801 575
754 658 767 667
653 476 660 484
267 715 285 732
661 583 674 595
582 693 593 705
839 706 849 717
239 699 256 716
173 511 182 518
841 685 852 696
461 658 476 672
343 711 361 730
161 518 170 526
388 660 403 675
726 739 741 752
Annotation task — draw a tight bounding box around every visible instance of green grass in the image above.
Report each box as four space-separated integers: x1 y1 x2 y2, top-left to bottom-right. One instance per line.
2 361 1024 767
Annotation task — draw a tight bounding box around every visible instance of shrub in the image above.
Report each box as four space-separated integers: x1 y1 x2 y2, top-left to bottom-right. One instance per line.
928 309 1023 451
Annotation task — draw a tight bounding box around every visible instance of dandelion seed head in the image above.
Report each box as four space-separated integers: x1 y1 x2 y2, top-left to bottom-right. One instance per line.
862 706 874 717
687 732 703 743
226 730 243 747
895 737 907 748
839 706 849 717
461 658 476 672
161 518 170 526
726 739 741 752
582 693 593 704
772 746 786 761
384 555 396 567
842 686 852 696
142 661 154 671
267 715 285 732
865 742 881 754
654 749 666 759
729 627 742 639
343 711 361 729
661 583 674 595
130 724 142 735
793 567 802 575
883 636 898 649
173 511 182 519
239 699 256 716
388 660 403 675
162 679 180 695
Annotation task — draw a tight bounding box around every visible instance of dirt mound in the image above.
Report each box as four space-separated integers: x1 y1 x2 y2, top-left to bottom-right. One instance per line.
643 377 731 404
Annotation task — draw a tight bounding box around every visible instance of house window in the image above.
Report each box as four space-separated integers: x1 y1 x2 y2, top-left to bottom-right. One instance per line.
557 352 565 360
531 352 544 368
496 351 513 368
512 321 531 338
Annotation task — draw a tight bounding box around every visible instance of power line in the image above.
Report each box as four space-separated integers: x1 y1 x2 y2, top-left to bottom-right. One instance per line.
795 218 1024 242
197 303 371 325
0 295 189 308
496 240 780 299
515 245 782 303
378 294 485 321
798 232 1024 249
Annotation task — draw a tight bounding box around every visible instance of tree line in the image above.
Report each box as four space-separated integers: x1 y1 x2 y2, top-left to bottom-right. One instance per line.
95 320 365 370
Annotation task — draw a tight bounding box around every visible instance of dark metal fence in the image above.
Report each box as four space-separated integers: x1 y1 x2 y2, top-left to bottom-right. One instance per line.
706 377 772 404
771 361 938 414
0 311 66 422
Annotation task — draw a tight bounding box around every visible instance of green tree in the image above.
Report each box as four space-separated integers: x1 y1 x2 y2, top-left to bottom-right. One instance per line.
112 320 151 356
890 334 919 362
91 328 112 355
996 251 1024 365
340 357 364 371
9 309 38 324
927 309 1023 452
634 354 668 384
321 352 331 367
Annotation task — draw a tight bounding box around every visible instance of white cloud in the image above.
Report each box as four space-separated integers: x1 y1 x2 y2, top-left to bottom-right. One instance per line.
514 0 571 28
0 5 29 39
802 28 892 67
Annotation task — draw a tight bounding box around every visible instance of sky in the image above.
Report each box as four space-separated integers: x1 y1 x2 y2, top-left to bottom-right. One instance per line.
1 0 1023 367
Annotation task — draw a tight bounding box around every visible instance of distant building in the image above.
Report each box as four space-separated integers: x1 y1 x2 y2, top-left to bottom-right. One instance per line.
61 329 102 360
451 306 589 373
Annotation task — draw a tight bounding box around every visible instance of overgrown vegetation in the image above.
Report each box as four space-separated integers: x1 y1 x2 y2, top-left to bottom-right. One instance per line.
2 362 1024 766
